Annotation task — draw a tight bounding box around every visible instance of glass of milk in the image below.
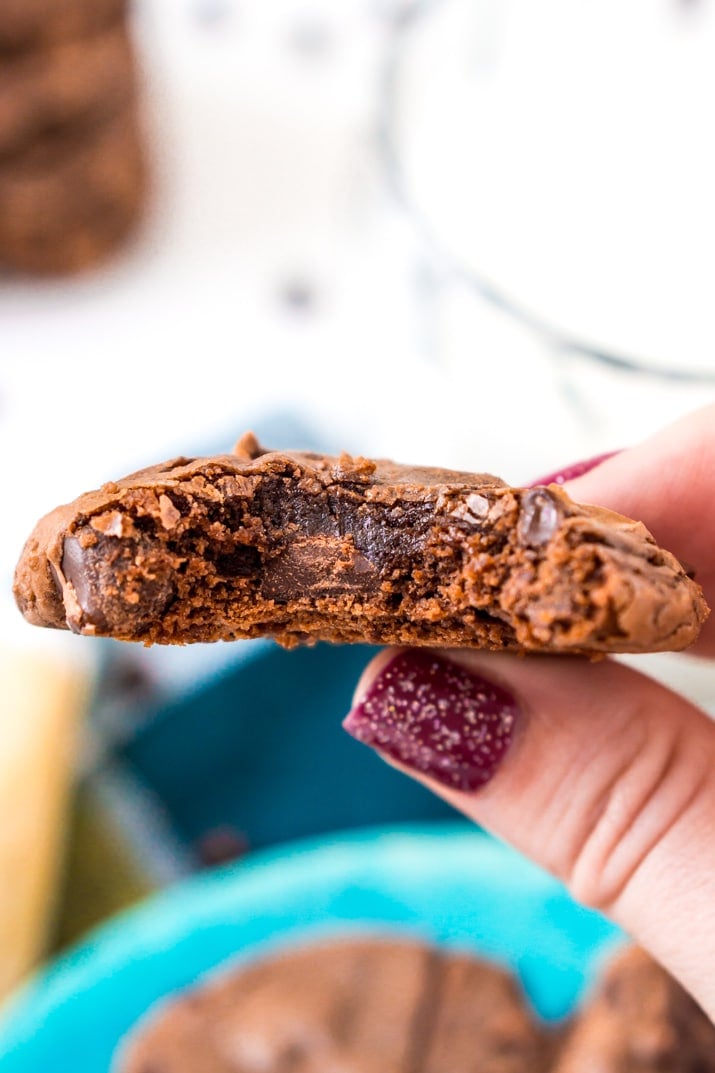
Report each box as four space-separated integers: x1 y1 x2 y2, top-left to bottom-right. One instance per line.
382 0 715 477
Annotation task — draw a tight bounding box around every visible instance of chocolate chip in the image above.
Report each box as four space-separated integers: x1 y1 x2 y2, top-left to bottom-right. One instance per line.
62 530 175 634
62 534 108 629
517 489 562 547
262 536 378 601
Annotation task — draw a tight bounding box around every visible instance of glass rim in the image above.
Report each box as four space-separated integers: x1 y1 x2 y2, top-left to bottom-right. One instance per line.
377 0 715 385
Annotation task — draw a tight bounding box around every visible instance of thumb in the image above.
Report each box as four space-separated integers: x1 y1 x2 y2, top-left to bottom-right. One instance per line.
344 648 715 1018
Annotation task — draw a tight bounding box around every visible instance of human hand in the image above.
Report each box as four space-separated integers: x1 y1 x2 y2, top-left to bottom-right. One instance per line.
344 406 715 1019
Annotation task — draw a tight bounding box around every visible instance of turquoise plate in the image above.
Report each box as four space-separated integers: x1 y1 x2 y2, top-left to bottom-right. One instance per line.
0 825 621 1072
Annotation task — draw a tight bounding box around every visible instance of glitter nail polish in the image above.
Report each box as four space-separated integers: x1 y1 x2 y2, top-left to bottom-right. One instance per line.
343 650 518 792
529 450 619 488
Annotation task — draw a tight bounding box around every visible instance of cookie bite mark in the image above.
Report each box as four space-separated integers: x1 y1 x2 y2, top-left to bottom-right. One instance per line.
13 443 708 652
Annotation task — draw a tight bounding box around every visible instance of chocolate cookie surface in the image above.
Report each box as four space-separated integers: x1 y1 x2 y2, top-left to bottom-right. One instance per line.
0 0 126 54
14 435 708 652
0 106 145 272
0 26 136 159
116 938 552 1073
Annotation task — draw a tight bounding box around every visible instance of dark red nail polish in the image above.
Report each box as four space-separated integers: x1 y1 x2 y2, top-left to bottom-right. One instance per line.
529 450 620 488
343 651 518 792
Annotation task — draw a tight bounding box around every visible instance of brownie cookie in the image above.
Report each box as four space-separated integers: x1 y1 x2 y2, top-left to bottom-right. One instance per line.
0 107 145 273
0 0 126 54
0 26 136 159
553 946 715 1071
14 435 707 651
116 938 552 1073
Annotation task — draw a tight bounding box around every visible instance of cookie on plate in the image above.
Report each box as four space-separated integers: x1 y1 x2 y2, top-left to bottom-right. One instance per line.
116 938 552 1073
14 436 708 652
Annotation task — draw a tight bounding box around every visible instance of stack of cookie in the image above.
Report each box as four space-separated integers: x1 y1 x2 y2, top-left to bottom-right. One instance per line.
0 0 146 274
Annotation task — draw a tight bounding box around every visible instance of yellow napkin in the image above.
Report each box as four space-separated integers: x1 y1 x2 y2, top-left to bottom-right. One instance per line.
0 648 87 999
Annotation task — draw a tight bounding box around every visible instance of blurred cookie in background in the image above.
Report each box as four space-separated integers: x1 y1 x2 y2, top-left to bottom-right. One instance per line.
117 937 554 1073
0 0 126 55
0 26 137 158
553 946 715 1072
0 0 146 274
0 109 145 273
117 939 715 1073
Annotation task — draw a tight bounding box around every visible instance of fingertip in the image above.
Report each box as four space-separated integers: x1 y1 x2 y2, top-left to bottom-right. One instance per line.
528 450 622 489
344 648 521 793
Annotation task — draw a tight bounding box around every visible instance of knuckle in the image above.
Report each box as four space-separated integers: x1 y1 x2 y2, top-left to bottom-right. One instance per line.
564 712 707 913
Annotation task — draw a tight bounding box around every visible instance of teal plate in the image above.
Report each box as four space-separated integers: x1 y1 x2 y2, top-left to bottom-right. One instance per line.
0 825 622 1072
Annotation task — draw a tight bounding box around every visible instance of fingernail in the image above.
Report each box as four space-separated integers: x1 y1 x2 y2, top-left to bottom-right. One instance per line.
343 651 519 792
529 450 620 488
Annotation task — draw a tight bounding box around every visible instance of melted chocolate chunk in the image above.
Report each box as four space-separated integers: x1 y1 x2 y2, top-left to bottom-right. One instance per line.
61 535 105 628
61 531 175 635
262 536 378 602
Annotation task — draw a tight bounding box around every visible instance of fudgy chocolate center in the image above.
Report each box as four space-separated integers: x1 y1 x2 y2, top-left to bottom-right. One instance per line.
58 474 449 636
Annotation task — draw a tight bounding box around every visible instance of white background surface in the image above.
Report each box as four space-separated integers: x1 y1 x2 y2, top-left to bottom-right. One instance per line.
396 0 715 374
